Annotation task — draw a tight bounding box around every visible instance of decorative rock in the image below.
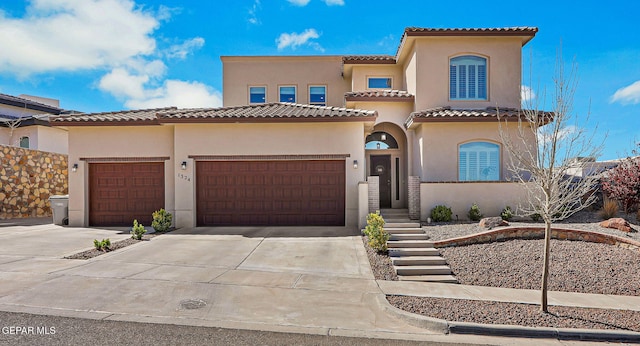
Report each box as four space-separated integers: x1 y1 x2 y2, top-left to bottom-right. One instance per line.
599 218 634 233
479 217 509 229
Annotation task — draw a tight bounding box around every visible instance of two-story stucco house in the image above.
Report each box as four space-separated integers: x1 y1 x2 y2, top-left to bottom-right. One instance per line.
53 27 540 229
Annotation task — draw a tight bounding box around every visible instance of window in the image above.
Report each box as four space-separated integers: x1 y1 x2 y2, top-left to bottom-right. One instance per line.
309 86 326 106
450 55 487 100
279 86 296 103
249 86 266 103
19 136 29 149
367 77 392 89
459 142 499 181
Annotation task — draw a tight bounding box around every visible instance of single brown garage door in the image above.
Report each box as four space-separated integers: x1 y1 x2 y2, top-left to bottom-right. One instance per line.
197 160 345 226
89 162 165 226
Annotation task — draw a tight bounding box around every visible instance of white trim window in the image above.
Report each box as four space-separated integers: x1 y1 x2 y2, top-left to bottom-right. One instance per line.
279 86 296 103
450 55 487 100
309 85 326 106
459 141 499 181
249 86 266 103
367 77 392 89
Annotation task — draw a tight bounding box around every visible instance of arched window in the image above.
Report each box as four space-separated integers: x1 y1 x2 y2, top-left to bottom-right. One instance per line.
19 136 29 149
365 132 398 150
459 141 499 181
450 55 487 100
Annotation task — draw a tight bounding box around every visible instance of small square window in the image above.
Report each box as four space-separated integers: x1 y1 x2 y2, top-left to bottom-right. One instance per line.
249 86 266 103
19 136 29 149
279 86 296 103
309 86 326 106
368 77 392 89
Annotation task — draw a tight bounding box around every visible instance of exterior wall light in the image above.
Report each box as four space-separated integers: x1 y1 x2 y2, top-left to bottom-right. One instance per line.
353 160 358 169
72 164 78 172
181 161 187 170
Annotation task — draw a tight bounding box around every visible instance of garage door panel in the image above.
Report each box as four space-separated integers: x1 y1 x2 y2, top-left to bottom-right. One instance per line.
197 160 345 226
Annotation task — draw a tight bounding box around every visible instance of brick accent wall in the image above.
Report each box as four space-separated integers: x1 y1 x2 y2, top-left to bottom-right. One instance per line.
367 176 379 213
408 176 420 220
0 145 68 219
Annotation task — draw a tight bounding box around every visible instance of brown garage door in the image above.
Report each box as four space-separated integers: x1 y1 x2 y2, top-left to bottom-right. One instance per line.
197 160 345 226
89 162 165 226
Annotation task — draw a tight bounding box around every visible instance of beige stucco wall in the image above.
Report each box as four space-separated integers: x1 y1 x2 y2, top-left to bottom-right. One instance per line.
413 121 533 182
350 65 404 92
35 126 68 154
222 56 350 107
0 126 38 148
66 125 175 227
403 37 523 110
420 182 530 221
173 121 366 228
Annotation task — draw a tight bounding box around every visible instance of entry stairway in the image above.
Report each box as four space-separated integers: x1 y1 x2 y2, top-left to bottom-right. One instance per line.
380 209 458 283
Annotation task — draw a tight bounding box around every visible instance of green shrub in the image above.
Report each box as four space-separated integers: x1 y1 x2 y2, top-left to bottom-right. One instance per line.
501 206 514 221
151 208 173 232
93 238 111 251
131 219 147 240
467 203 483 221
363 212 389 252
530 213 542 222
430 205 452 222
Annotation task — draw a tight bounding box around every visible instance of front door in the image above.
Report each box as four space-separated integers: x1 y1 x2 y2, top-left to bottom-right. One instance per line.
370 155 391 208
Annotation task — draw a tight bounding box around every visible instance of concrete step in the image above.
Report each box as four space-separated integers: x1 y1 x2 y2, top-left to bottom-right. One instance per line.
387 240 434 248
389 247 440 257
385 222 421 228
398 275 459 283
391 256 446 266
385 227 423 234
389 233 430 241
395 265 452 276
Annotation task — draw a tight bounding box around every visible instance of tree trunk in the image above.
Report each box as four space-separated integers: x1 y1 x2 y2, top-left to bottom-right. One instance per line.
540 220 552 312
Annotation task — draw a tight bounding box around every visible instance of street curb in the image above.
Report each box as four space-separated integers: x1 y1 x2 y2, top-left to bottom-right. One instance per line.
377 294 640 342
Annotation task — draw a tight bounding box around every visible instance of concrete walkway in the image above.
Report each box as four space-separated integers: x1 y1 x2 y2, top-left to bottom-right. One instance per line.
0 222 637 344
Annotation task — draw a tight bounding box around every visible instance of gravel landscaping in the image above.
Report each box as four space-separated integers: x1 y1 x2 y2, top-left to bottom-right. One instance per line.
63 231 166 260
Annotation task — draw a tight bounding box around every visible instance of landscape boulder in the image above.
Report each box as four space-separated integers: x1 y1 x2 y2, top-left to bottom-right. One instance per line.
599 218 634 233
479 217 509 229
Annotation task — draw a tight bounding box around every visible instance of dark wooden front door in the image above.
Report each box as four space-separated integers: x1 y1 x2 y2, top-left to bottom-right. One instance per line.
370 155 391 208
196 160 345 226
89 162 165 226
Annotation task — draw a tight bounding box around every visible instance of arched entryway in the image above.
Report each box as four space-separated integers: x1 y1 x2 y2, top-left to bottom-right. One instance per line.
365 122 408 209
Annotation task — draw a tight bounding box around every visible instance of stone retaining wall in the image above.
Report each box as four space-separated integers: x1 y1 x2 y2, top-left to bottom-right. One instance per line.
0 145 68 219
433 227 640 252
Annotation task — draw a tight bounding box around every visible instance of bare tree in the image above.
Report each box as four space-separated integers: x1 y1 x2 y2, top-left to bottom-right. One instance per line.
498 50 604 312
3 117 22 146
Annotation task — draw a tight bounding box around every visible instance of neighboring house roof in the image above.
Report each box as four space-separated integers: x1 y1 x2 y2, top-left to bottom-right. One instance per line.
0 113 54 127
0 93 64 114
52 103 377 126
405 106 552 127
344 90 415 102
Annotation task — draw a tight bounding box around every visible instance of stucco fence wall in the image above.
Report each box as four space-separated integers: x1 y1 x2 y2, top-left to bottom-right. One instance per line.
0 145 68 219
420 181 530 222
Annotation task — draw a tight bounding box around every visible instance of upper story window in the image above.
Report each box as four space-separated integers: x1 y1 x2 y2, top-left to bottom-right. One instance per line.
279 86 296 103
450 55 487 100
249 86 266 103
459 141 499 181
367 77 392 89
309 86 326 106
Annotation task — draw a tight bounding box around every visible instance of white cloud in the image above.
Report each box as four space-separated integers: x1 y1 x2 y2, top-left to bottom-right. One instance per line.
287 0 311 6
276 28 321 50
521 85 536 103
610 80 640 105
167 37 205 59
248 0 261 24
323 0 344 5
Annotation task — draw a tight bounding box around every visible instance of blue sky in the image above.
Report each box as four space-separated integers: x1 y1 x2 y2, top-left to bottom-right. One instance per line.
0 0 638 160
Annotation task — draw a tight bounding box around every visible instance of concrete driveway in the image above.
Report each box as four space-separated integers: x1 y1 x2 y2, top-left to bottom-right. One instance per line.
0 222 433 340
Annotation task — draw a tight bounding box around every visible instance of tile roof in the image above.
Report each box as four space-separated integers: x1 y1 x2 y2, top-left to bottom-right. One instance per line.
0 93 63 114
52 103 377 125
342 55 396 64
345 90 415 101
405 106 552 127
404 27 538 35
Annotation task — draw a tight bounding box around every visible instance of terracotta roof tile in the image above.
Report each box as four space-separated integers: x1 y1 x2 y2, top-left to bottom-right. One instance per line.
405 106 552 127
52 107 176 124
345 90 414 101
404 27 538 35
342 55 396 64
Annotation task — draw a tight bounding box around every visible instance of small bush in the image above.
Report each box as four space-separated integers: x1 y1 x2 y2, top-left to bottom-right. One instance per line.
467 203 483 221
501 206 513 221
151 208 173 232
363 212 389 252
530 213 542 222
430 205 452 222
93 238 111 251
131 219 147 240
599 199 619 220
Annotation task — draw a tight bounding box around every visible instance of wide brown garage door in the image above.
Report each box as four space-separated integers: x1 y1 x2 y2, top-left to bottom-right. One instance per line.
197 160 345 226
89 162 165 226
